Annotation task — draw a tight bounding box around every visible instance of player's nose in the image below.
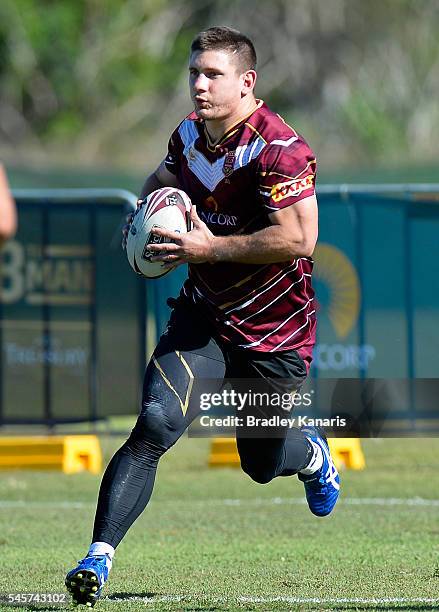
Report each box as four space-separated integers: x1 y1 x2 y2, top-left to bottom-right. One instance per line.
192 74 209 93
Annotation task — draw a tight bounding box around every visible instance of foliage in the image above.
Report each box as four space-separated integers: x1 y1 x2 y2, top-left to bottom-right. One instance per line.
0 0 438 170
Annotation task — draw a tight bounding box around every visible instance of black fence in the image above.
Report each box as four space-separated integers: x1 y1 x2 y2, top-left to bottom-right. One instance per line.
1 185 439 432
0 189 145 426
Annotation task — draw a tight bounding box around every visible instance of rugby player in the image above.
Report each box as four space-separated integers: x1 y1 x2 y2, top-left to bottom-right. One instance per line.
66 27 340 607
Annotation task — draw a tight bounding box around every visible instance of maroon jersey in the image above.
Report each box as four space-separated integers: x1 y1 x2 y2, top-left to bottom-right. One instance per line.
165 100 317 355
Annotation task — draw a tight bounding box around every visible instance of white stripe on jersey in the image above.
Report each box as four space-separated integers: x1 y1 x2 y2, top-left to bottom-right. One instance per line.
248 138 260 160
270 136 299 147
224 260 300 315
235 139 265 168
236 144 247 167
235 274 307 326
178 120 266 192
238 298 314 349
192 283 218 308
178 121 225 191
270 309 316 352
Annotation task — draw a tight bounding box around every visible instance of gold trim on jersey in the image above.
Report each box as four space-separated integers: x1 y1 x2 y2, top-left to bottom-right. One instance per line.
259 159 317 183
205 127 240 152
276 113 298 137
218 260 299 310
244 122 268 144
191 264 271 296
203 99 264 151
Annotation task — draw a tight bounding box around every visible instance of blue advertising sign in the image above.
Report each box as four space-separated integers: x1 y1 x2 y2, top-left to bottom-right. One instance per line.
0 190 144 425
1 186 438 428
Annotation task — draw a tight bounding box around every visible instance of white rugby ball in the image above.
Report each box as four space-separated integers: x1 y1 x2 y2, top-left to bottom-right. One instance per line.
126 187 192 278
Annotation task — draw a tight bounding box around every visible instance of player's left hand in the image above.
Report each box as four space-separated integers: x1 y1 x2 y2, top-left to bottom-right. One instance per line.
121 199 144 250
148 206 216 268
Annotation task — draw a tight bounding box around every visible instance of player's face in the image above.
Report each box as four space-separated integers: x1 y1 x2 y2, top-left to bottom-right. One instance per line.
189 50 248 122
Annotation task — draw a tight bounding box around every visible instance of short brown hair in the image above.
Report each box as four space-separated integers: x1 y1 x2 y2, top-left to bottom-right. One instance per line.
190 27 257 72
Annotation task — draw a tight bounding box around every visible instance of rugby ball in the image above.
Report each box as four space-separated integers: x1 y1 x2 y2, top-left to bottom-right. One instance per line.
126 187 192 278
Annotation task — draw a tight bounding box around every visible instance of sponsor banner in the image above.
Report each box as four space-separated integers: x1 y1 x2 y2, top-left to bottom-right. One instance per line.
314 344 376 371
0 195 143 424
1 240 93 306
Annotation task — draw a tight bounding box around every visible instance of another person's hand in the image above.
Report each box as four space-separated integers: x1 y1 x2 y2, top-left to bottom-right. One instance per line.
121 199 143 249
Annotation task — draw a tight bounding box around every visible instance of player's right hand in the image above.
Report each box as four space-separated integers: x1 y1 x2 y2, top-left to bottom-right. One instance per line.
121 199 143 249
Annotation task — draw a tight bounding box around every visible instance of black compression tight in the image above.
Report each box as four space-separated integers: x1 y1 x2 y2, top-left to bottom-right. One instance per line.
92 304 311 549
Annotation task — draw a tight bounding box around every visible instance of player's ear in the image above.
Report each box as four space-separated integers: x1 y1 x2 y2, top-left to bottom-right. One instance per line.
241 70 257 95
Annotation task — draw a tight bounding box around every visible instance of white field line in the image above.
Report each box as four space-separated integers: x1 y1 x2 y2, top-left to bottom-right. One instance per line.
0 496 439 509
104 595 439 605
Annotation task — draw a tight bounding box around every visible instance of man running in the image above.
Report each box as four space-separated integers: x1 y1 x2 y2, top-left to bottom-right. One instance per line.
66 26 339 608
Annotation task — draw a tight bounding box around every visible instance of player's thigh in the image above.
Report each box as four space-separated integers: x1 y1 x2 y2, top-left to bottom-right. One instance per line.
232 347 308 470
134 298 226 446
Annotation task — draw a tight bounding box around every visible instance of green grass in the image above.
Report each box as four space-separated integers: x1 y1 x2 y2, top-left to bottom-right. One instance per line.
0 437 439 611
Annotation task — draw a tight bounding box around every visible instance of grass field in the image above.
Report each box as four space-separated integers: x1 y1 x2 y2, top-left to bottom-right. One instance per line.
0 435 439 612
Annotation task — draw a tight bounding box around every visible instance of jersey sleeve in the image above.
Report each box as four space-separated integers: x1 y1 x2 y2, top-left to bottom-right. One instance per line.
164 127 182 176
257 138 317 212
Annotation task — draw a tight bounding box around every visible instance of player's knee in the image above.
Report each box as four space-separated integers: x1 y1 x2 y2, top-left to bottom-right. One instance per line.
123 429 167 466
125 402 174 460
240 461 273 485
140 399 179 440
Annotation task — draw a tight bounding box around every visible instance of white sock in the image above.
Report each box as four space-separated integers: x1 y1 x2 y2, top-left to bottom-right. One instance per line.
88 541 115 563
299 439 323 475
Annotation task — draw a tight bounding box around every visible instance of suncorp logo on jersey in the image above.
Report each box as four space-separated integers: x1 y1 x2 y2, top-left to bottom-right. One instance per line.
199 210 239 227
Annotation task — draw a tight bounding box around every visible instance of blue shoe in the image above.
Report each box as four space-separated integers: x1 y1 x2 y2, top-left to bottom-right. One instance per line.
65 554 111 607
298 426 340 517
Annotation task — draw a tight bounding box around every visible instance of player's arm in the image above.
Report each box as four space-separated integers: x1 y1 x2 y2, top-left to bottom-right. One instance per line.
211 194 318 263
0 164 17 249
139 160 179 199
148 195 318 266
122 160 179 248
